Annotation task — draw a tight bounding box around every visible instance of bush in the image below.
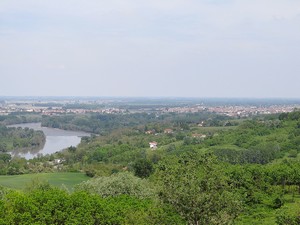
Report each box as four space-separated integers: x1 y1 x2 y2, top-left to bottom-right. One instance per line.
75 172 157 199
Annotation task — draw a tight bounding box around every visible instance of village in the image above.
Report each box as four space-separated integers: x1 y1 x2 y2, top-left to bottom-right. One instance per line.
160 104 299 117
0 97 299 118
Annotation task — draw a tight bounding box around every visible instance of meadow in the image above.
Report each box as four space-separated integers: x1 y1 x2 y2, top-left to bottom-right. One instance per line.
0 172 90 191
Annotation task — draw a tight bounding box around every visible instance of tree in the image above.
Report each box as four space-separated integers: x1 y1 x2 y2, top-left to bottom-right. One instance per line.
266 162 293 191
154 152 242 225
133 158 154 178
0 143 7 152
0 153 11 163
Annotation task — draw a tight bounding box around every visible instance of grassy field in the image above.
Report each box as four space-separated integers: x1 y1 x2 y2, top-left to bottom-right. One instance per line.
0 172 90 191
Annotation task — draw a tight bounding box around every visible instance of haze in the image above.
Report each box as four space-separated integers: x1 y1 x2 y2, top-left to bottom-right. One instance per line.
1 0 300 98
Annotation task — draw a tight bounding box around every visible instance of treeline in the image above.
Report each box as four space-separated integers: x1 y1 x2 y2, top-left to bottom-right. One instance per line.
41 113 160 134
0 113 41 126
41 112 233 134
0 111 235 135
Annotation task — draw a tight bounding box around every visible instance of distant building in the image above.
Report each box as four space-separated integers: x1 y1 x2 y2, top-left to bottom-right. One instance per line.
198 121 205 127
54 158 65 164
164 129 173 134
192 134 207 139
145 130 155 135
149 141 158 149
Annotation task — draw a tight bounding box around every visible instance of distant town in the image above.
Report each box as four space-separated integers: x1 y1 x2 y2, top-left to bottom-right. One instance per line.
1 97 299 117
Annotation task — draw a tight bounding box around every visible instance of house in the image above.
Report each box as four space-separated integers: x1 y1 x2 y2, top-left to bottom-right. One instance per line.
192 134 207 139
54 158 64 164
198 121 205 127
145 129 155 135
149 141 158 149
164 128 173 134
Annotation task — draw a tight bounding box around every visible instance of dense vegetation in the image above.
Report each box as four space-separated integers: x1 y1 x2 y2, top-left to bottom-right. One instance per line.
0 113 41 126
41 112 232 134
0 184 184 225
1 110 300 224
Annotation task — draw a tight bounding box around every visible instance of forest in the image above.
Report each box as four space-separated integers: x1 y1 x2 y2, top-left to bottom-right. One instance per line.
0 110 300 224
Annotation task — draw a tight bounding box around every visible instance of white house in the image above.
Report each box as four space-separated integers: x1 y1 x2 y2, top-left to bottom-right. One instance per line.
149 141 158 149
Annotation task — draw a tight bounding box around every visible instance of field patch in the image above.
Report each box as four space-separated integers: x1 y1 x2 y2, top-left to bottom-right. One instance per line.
0 172 90 191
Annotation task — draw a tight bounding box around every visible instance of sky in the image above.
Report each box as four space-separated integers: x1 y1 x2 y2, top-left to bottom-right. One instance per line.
1 0 300 98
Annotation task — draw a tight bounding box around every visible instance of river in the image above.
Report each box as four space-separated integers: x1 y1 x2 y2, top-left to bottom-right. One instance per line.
8 123 89 159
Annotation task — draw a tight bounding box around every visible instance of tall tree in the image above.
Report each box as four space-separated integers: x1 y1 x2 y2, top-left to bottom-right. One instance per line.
154 152 242 225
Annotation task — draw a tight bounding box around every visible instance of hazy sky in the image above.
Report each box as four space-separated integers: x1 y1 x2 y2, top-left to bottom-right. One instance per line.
1 0 300 98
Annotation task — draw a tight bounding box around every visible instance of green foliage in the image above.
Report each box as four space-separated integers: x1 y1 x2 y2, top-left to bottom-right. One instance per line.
0 185 184 225
41 111 232 135
0 114 41 126
83 163 122 177
154 152 242 225
203 115 300 165
279 110 300 121
226 164 284 208
214 143 281 165
0 153 11 163
276 204 300 225
41 113 162 134
133 158 154 178
288 149 298 158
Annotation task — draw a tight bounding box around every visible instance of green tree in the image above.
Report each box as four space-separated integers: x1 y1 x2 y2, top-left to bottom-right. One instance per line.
266 162 293 191
133 158 154 178
0 153 11 163
154 152 242 225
